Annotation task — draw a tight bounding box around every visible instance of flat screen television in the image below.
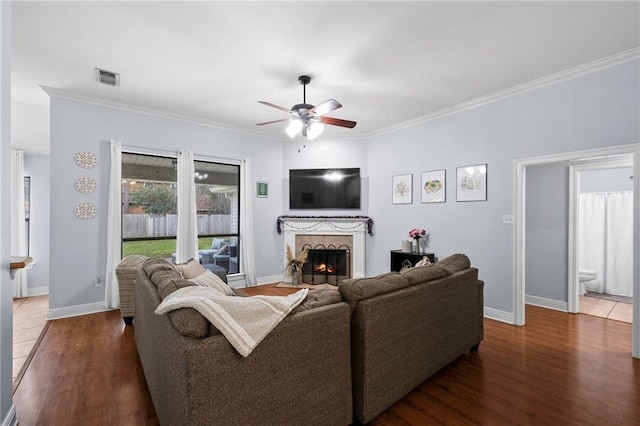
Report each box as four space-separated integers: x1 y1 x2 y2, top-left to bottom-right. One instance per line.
290 168 361 210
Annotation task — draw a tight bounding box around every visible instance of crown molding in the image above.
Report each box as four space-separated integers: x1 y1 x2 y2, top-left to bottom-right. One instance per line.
39 47 639 141
39 85 284 141
369 47 640 138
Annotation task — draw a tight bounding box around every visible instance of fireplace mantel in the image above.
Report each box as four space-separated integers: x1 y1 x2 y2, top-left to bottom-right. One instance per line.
281 217 370 280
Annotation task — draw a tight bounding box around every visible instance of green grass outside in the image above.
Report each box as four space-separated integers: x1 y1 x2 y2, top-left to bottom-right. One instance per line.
122 237 214 259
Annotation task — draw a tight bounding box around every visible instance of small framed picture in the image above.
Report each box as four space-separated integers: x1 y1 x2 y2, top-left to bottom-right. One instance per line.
421 169 446 203
392 174 413 204
257 181 269 198
456 164 487 202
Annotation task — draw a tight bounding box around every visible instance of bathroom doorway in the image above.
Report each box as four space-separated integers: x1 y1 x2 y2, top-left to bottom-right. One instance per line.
515 143 639 358
569 156 633 322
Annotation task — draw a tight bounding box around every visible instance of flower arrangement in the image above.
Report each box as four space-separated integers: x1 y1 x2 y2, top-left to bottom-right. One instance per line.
409 228 427 240
285 244 309 274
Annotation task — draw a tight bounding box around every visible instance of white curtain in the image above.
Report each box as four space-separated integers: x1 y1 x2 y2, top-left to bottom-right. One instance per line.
240 158 256 286
579 191 633 297
176 149 198 264
11 149 28 298
104 140 122 309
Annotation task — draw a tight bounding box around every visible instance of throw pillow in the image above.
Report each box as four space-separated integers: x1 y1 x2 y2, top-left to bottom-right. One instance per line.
415 256 432 267
217 244 230 255
175 258 206 279
189 270 235 296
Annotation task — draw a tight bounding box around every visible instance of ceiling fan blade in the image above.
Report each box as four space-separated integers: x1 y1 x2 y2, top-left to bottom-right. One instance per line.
319 116 357 129
258 101 290 113
256 118 289 126
309 99 342 116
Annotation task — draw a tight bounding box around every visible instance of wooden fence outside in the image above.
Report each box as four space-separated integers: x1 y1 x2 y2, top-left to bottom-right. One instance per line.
123 214 232 239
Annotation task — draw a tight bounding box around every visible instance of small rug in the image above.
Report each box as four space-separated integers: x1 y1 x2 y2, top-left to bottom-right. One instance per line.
276 282 338 290
585 291 632 305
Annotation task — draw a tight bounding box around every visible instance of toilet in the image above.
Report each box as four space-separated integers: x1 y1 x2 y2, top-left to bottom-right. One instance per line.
579 269 598 294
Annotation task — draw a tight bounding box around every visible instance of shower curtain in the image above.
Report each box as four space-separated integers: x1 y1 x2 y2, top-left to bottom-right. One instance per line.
579 191 633 297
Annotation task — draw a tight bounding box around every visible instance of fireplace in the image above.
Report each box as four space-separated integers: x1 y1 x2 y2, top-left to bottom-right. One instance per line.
302 244 350 285
281 217 368 282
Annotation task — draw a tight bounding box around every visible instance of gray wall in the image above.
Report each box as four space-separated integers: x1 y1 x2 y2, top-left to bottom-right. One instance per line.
0 1 13 422
525 162 569 302
367 58 639 316
581 167 634 193
23 154 50 294
49 97 284 310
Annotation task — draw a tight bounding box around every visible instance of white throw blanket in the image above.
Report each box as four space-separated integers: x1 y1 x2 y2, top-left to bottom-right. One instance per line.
155 287 308 357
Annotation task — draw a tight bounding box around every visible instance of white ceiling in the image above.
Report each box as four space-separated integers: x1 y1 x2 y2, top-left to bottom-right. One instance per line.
10 1 640 155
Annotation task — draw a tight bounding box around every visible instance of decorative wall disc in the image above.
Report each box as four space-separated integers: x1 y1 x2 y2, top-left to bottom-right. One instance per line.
74 202 97 220
74 177 97 194
74 152 97 168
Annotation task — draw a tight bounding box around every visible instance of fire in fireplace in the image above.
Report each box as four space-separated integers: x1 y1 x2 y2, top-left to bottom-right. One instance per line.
302 244 350 285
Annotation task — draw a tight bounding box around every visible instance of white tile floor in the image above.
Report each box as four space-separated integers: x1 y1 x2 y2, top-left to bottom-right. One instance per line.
12 295 49 382
579 294 632 323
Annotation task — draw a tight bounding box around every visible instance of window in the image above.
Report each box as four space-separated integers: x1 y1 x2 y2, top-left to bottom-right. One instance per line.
194 160 241 274
121 153 241 275
121 153 178 261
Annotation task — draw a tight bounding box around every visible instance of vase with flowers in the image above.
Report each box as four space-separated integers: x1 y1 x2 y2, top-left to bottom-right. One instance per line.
285 244 309 285
408 228 427 254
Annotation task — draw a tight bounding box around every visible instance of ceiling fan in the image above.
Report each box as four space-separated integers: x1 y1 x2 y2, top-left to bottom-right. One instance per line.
256 75 357 140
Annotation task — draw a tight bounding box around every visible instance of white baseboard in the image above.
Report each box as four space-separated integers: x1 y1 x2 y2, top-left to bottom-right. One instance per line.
483 306 515 324
525 295 568 312
2 405 17 426
255 275 283 286
27 286 49 297
47 302 115 320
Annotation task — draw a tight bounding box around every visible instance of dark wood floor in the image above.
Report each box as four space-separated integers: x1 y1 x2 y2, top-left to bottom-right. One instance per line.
13 305 640 425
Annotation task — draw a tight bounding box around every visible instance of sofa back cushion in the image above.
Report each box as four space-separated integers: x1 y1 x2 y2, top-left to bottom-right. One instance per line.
436 253 471 273
339 272 409 302
399 264 451 285
142 258 212 339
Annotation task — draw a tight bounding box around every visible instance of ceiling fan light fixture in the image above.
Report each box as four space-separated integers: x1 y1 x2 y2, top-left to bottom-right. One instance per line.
286 119 303 138
306 121 324 140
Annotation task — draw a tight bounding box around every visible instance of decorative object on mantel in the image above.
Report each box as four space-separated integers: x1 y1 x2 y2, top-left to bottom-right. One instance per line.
285 244 309 285
276 216 374 236
74 202 97 220
74 177 97 194
408 228 427 254
74 152 97 169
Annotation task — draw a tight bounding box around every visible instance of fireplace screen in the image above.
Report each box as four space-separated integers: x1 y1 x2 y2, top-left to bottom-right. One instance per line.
302 244 350 285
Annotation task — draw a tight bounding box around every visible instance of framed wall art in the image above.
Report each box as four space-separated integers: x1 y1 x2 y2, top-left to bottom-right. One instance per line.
257 181 269 198
456 164 487 202
421 169 446 203
392 174 412 205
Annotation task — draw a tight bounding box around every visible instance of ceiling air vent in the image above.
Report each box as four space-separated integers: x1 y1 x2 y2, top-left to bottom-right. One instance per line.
95 68 120 87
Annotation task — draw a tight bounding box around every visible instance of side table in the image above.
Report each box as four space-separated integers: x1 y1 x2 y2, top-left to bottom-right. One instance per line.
390 250 435 272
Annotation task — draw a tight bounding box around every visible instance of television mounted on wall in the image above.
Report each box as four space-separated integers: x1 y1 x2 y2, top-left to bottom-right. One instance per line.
289 168 361 210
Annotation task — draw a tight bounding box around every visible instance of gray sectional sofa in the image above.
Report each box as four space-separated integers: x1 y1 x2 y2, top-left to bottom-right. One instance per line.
134 258 353 426
339 253 484 423
133 253 483 425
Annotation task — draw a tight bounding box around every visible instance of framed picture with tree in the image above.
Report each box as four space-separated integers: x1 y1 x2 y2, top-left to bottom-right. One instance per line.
392 174 412 204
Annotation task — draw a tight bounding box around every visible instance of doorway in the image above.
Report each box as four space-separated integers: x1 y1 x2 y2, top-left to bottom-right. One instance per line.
514 144 640 358
569 158 633 322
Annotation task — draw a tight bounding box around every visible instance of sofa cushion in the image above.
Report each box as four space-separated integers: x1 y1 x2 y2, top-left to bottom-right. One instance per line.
143 258 178 279
437 253 471 273
175 258 207 279
339 272 410 302
400 264 451 285
157 276 197 300
167 308 211 339
189 270 234 296
292 288 343 313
